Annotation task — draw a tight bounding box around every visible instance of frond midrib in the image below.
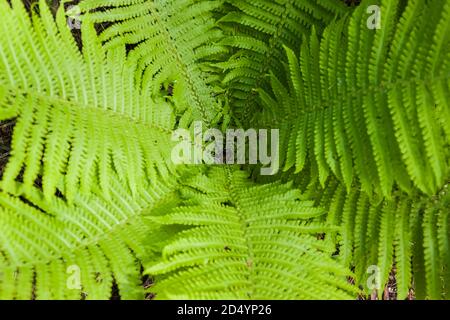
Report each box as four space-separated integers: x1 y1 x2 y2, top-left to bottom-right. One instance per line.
145 0 220 124
224 167 255 298
0 83 175 136
263 71 450 128
0 185 165 270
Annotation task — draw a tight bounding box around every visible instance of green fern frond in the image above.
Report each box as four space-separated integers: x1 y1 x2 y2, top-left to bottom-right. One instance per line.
217 0 350 124
393 199 412 300
314 177 450 299
78 0 227 124
0 173 178 300
145 167 355 299
261 0 449 196
0 0 177 200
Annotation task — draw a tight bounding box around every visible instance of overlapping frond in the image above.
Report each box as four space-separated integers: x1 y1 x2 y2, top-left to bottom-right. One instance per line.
0 0 448 301
0 1 185 300
78 0 227 124
260 0 450 196
0 173 178 300
217 0 350 124
145 167 355 299
311 177 450 300
0 0 177 200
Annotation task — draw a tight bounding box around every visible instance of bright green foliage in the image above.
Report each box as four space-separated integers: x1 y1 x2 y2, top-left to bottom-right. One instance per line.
255 0 450 299
0 0 181 299
260 0 449 197
146 167 355 299
0 173 178 299
0 0 177 202
310 177 450 300
217 0 350 124
78 0 227 124
0 0 449 300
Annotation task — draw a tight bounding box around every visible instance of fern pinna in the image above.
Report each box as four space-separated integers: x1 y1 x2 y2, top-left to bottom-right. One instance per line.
0 0 448 300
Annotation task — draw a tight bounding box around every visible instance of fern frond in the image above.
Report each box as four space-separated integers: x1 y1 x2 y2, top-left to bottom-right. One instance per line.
393 199 412 300
78 0 227 124
0 0 177 200
0 173 178 300
314 177 450 299
145 167 355 299
0 0 448 301
261 0 449 196
217 0 350 124
422 188 450 300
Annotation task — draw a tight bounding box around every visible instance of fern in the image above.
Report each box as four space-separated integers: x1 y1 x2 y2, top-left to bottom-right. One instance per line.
256 0 450 297
0 0 448 300
0 0 176 201
260 0 449 196
310 177 450 299
0 0 182 299
145 167 355 299
78 0 227 124
217 0 350 124
0 172 178 299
